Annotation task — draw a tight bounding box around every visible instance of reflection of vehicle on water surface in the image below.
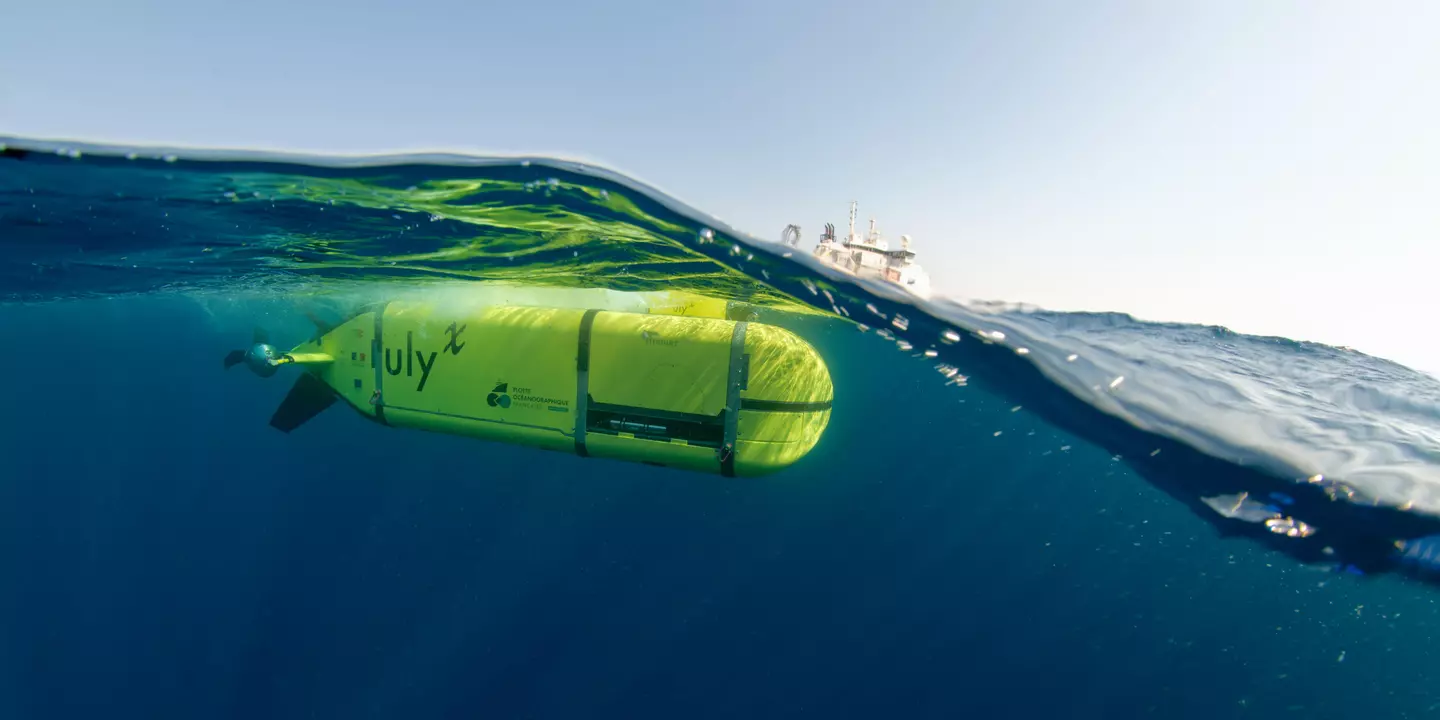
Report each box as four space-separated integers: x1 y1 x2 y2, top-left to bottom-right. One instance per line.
224 288 834 478
782 202 933 299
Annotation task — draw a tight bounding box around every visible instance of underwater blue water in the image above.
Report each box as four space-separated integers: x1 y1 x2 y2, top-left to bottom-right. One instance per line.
4 137 1440 719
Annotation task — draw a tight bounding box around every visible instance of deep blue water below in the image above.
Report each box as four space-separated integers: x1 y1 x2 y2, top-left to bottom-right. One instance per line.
2 297 1438 720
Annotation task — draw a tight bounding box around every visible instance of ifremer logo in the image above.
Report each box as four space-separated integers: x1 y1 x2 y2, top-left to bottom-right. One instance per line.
641 329 679 347
487 382 512 408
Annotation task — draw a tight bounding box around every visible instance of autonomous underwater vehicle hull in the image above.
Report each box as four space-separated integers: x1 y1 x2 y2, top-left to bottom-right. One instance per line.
225 290 834 477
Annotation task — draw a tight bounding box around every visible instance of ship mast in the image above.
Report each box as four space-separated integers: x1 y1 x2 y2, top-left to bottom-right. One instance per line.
847 201 858 243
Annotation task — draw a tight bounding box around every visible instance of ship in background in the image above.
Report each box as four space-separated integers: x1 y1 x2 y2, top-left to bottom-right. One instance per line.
780 201 933 300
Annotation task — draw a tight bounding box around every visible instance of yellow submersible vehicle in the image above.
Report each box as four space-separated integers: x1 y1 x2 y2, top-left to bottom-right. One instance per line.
224 288 834 477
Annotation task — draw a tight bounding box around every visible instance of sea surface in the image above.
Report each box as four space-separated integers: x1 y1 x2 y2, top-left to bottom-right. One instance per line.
4 136 1440 719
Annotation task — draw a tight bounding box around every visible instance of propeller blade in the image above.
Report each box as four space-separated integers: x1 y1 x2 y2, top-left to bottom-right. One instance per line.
223 349 246 370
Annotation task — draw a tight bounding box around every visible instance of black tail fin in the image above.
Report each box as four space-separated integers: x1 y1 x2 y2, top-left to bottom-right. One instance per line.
223 349 247 370
269 373 338 433
304 310 335 343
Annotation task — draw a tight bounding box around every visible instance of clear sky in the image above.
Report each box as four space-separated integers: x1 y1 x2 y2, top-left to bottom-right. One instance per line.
3 1 1436 370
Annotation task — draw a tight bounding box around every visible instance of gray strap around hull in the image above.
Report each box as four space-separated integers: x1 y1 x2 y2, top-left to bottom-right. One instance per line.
721 321 749 477
372 306 388 425
574 309 601 457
